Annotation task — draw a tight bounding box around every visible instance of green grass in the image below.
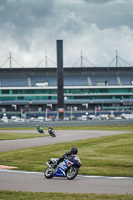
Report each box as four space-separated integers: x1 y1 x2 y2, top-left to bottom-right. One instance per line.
0 191 133 200
1 124 133 131
0 132 133 177
0 127 49 140
54 124 133 131
0 132 48 140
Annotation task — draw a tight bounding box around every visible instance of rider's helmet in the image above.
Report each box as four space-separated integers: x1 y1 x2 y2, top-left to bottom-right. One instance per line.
48 126 52 129
71 147 78 155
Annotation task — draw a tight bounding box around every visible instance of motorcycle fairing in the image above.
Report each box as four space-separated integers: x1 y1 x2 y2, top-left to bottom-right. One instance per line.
53 159 72 177
51 158 59 163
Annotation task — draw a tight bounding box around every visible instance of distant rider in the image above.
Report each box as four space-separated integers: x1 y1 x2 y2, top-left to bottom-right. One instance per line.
36 125 44 134
53 147 78 168
48 126 53 132
47 126 56 137
48 126 53 135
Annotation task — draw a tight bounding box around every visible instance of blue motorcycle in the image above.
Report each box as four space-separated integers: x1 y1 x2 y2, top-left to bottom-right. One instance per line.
44 155 81 180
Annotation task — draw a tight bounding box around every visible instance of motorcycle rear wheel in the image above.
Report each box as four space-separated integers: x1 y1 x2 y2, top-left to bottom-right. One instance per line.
44 168 53 179
51 131 56 137
52 133 56 137
66 166 78 180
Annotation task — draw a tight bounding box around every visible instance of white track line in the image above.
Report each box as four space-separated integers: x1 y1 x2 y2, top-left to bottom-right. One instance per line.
0 169 133 180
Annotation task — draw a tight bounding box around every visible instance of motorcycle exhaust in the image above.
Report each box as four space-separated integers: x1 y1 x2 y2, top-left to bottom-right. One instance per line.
46 162 51 168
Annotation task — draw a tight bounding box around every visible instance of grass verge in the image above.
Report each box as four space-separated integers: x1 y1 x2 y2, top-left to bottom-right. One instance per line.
0 132 48 140
0 124 133 131
0 191 133 200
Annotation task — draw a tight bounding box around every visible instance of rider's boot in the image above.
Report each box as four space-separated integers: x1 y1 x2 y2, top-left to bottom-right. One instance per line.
52 163 57 169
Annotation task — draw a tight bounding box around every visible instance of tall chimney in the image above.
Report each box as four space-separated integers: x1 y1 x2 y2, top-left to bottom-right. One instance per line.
57 40 64 120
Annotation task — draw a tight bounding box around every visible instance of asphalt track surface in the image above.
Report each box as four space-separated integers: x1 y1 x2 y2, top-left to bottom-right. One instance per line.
0 129 129 152
0 129 133 194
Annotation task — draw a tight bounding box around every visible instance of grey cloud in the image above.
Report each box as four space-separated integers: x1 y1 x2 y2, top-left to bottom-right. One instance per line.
0 0 54 50
0 0 54 28
0 0 133 67
73 0 133 29
83 0 114 4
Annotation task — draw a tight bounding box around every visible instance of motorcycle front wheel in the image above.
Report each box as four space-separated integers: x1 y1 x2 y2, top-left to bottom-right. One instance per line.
44 168 53 179
66 166 78 180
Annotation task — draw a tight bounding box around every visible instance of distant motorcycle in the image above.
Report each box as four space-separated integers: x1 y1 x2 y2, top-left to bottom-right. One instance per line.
36 125 44 134
48 127 56 137
44 155 81 180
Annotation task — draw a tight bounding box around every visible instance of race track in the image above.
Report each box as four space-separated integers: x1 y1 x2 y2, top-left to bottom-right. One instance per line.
0 170 133 194
0 129 133 194
0 129 129 152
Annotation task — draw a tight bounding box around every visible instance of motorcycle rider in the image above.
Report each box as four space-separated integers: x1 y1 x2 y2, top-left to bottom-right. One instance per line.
48 126 53 133
48 126 55 136
36 125 44 134
53 147 78 169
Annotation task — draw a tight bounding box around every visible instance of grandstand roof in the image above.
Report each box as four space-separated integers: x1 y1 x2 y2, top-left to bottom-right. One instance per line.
0 66 133 87
0 65 133 72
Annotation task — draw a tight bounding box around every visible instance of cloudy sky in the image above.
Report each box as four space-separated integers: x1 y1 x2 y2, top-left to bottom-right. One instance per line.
0 0 133 68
